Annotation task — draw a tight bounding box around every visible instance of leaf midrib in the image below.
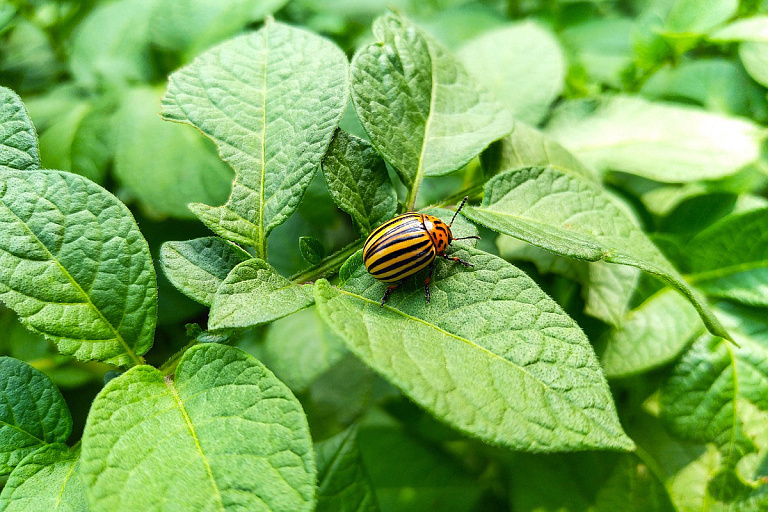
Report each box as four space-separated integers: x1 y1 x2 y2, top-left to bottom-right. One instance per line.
0 193 142 366
334 286 619 438
257 23 270 259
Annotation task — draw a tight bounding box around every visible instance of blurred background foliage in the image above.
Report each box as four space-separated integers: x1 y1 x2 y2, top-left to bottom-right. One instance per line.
1 0 768 510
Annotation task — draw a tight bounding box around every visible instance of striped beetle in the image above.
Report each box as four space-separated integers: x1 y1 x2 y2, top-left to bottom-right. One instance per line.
363 197 479 306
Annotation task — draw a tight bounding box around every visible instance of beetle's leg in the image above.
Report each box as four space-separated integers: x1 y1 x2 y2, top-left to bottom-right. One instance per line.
441 253 473 267
380 283 399 307
423 260 436 303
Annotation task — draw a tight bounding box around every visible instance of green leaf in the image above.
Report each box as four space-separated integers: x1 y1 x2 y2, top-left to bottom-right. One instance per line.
640 59 768 118
594 455 676 512
150 0 289 55
0 86 39 171
262 307 347 393
80 344 316 511
546 96 765 182
660 305 768 475
0 357 72 475
559 18 634 89
710 16 768 42
208 258 314 330
321 130 397 235
664 0 737 35
463 166 730 340
161 20 348 256
0 169 156 366
685 208 768 307
69 0 155 87
316 425 379 512
458 21 565 125
114 87 233 219
481 122 596 180
314 247 634 452
0 444 86 511
299 236 326 265
600 289 704 378
350 13 514 208
497 236 639 326
160 237 251 307
358 425 481 512
739 42 768 88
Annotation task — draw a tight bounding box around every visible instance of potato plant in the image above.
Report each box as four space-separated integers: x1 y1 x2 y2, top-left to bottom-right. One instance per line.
0 1 767 511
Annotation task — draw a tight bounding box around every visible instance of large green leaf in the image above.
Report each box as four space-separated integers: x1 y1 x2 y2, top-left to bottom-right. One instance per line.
0 169 156 366
315 425 379 512
458 21 565 125
545 96 765 182
462 166 731 340
160 236 251 306
660 305 768 479
114 87 233 218
314 247 634 452
208 258 314 330
350 13 514 208
685 208 768 307
80 344 316 511
321 129 397 235
0 444 86 511
161 20 348 256
0 86 39 171
663 0 737 35
709 16 768 43
600 289 704 378
0 357 72 475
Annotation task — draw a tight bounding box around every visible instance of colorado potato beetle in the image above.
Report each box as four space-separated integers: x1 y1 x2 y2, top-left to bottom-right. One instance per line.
363 196 479 305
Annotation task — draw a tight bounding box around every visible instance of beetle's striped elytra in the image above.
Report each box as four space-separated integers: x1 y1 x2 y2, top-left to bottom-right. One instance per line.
363 196 479 305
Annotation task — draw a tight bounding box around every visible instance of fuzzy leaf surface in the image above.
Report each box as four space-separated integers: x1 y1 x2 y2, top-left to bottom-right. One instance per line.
80 344 316 512
0 357 71 475
316 425 379 512
208 258 314 330
546 96 764 182
350 13 513 206
600 289 704 378
0 87 40 171
314 247 634 452
462 166 730 340
321 130 397 235
685 205 768 307
458 21 565 125
160 237 251 307
0 444 86 511
162 20 348 255
0 169 156 366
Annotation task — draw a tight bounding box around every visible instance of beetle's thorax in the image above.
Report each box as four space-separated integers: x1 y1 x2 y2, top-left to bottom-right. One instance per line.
420 214 452 254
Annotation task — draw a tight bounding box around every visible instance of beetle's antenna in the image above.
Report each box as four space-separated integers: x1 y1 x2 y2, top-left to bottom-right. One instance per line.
449 196 469 228
452 235 481 241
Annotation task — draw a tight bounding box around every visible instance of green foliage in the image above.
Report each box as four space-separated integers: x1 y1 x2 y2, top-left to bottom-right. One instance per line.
1 1 768 510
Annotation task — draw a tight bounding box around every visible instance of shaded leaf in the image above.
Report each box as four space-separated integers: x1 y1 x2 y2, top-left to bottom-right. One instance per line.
316 424 379 512
546 96 765 182
299 236 326 265
162 20 348 255
458 21 565 125
160 236 251 306
739 42 768 88
600 289 704 378
0 86 39 171
80 344 316 511
0 444 86 511
685 208 768 307
114 87 233 218
321 130 397 235
0 357 71 475
314 246 634 452
350 13 513 208
560 18 634 89
462 166 731 340
208 258 314 330
0 169 156 366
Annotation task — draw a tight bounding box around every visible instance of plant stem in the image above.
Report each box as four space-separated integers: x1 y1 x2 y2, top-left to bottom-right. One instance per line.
290 239 364 283
159 339 199 376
